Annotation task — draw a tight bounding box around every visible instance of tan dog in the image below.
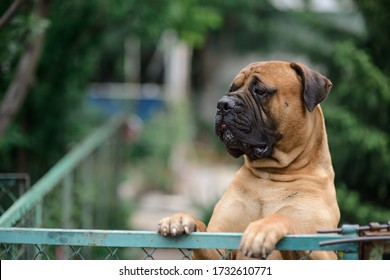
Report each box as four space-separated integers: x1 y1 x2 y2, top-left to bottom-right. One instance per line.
157 61 340 259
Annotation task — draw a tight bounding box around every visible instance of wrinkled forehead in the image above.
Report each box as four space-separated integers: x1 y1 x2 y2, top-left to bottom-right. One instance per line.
229 61 292 92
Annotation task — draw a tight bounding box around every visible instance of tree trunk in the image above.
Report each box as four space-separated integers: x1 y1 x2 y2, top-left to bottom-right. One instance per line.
0 0 26 30
0 0 48 136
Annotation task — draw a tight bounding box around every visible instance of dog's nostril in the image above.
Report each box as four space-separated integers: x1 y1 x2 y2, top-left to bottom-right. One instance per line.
217 97 235 113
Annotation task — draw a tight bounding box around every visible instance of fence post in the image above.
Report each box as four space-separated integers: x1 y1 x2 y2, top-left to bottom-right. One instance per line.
341 224 360 260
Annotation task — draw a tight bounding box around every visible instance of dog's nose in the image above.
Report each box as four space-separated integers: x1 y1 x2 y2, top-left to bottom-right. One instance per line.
217 97 235 113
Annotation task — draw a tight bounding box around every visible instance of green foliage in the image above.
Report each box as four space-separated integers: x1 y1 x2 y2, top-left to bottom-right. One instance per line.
0 0 220 178
331 41 390 129
324 41 390 215
0 125 29 168
0 1 30 90
203 0 278 52
166 0 222 47
354 0 390 75
337 183 390 224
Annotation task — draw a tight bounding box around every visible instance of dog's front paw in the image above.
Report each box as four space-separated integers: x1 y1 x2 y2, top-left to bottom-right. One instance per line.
157 213 199 237
239 214 292 259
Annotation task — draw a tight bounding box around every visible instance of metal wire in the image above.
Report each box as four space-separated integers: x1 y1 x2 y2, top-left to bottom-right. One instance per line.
178 249 193 260
141 248 157 260
105 247 120 260
320 235 390 246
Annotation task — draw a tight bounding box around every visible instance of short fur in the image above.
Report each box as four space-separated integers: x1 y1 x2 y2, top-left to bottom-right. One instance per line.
157 61 340 260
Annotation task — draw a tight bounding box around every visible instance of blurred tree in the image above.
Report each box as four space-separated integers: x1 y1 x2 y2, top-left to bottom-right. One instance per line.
324 41 390 222
0 0 221 178
354 0 390 76
0 0 48 136
324 1 390 223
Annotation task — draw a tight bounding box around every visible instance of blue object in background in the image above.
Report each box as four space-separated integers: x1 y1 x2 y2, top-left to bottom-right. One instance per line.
87 83 165 121
136 98 164 120
87 97 123 115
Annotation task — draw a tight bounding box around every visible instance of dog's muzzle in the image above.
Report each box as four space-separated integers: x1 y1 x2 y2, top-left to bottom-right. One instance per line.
215 96 275 160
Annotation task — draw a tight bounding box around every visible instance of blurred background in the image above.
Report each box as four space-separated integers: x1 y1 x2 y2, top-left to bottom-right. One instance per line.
0 0 389 234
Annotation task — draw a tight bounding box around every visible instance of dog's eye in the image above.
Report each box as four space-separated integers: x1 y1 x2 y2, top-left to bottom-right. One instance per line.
253 87 267 96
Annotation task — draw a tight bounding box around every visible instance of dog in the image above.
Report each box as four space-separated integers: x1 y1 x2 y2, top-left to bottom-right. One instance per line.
157 61 340 259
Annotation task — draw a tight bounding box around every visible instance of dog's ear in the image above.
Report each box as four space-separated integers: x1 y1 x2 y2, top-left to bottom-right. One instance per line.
290 62 332 112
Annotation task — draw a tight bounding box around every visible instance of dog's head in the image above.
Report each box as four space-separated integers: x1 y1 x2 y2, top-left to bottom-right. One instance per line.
215 61 332 161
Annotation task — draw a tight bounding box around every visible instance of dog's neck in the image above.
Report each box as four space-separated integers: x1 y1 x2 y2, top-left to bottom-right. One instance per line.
244 106 334 180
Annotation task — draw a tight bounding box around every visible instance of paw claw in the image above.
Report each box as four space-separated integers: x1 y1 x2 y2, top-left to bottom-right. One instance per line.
157 213 198 237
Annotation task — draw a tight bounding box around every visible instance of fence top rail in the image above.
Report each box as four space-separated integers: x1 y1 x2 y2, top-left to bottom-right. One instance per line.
0 115 127 228
0 227 358 253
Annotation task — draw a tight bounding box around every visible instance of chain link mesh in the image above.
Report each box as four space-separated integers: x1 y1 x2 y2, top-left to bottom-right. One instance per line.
0 244 228 260
0 243 343 260
0 174 30 216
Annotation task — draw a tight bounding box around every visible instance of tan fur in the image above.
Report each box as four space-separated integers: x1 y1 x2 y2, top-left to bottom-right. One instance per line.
157 61 340 260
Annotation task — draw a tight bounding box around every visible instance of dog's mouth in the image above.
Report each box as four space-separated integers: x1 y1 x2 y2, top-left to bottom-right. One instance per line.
216 120 273 160
219 124 236 145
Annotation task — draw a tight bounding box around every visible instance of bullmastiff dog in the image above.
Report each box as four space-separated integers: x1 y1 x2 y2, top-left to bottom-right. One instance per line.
157 61 340 260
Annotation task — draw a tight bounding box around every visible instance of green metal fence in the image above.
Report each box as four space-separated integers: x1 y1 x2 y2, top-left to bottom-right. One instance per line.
0 226 361 260
0 115 388 260
0 115 125 230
